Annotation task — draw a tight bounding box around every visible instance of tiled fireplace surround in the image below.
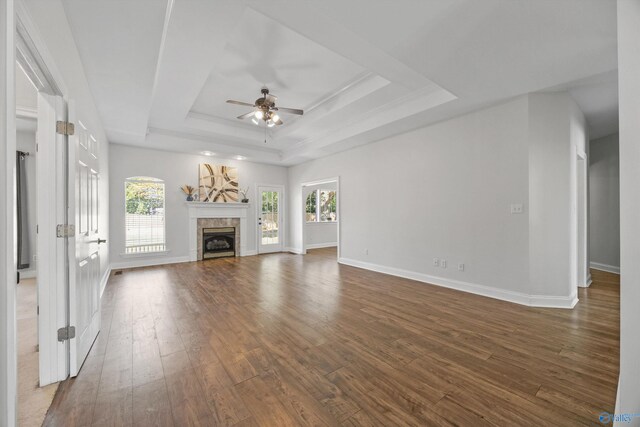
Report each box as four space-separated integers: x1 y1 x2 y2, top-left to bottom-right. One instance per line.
186 202 250 261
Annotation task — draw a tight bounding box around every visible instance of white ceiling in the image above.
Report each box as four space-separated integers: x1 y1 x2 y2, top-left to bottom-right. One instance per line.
541 70 619 140
61 0 618 165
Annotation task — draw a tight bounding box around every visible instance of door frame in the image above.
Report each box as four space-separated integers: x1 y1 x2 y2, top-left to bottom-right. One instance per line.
255 183 285 254
300 176 341 260
17 2 70 385
1 0 17 424
576 150 589 288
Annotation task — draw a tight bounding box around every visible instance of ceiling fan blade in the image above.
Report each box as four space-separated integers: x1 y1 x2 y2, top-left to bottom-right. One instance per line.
226 99 255 107
237 111 255 120
276 107 303 115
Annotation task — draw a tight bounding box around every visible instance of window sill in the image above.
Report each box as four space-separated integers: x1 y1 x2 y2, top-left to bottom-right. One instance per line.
120 249 171 258
306 221 339 225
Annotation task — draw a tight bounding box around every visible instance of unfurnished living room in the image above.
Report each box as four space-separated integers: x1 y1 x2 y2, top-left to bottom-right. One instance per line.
1 1 639 426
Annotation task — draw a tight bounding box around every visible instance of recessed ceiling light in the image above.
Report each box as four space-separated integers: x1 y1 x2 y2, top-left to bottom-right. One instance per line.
235 155 246 160
201 151 215 156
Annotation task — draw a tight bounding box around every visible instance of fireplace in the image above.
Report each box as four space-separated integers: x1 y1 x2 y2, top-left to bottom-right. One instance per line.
202 227 236 259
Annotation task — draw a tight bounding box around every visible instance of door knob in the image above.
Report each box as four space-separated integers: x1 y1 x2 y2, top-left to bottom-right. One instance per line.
97 238 107 244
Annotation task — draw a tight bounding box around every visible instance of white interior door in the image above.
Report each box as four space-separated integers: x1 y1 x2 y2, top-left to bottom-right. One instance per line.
257 185 283 253
36 93 69 385
68 102 102 376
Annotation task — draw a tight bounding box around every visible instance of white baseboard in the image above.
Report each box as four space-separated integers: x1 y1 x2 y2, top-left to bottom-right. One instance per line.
338 257 577 309
99 266 112 298
285 247 304 255
529 294 579 309
110 255 191 270
589 262 620 274
242 250 258 256
580 273 593 288
305 242 338 250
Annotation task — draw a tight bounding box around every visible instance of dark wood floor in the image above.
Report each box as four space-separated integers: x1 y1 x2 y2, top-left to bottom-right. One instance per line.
43 248 619 426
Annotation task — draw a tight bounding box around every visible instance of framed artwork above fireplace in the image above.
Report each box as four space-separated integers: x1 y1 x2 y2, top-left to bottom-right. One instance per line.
199 164 239 202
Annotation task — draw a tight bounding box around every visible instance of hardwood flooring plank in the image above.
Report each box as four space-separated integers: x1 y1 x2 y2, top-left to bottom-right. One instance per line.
132 379 174 427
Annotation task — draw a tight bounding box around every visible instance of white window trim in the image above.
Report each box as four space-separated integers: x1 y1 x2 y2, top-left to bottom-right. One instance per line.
119 249 171 258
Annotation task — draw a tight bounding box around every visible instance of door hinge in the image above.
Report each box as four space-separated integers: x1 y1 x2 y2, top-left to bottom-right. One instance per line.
56 224 75 238
57 326 76 342
56 121 75 136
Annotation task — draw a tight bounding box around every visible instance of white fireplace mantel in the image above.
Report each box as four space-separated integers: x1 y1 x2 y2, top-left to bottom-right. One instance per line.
186 202 250 261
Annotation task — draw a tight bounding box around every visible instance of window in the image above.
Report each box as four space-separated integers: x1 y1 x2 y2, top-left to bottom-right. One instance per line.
305 190 317 222
305 188 337 222
125 177 165 253
319 189 337 221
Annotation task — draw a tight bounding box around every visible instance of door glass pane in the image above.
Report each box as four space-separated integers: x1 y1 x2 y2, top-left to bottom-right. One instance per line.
261 190 279 245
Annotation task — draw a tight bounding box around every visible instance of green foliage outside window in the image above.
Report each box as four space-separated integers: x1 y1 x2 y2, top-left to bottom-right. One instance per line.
306 190 317 222
262 191 279 213
125 180 164 215
306 189 336 222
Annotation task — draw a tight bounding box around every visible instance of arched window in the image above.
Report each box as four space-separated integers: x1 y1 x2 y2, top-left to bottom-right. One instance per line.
124 176 165 253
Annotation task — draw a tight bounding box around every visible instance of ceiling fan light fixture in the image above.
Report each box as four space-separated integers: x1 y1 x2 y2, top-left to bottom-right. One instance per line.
267 120 275 128
255 110 264 120
271 114 280 123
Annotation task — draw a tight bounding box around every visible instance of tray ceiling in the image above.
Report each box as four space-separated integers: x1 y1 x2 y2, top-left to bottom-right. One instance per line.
61 0 618 165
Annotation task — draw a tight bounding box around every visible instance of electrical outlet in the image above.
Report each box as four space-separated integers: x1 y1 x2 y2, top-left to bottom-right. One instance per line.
433 258 439 267
458 263 464 271
441 260 447 268
510 203 524 214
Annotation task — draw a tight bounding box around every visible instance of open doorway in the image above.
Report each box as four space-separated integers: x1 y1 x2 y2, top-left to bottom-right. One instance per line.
15 59 59 426
301 177 340 259
14 14 74 425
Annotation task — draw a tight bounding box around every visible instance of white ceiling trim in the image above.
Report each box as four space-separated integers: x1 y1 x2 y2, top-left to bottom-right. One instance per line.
282 84 457 161
147 0 175 128
145 127 283 162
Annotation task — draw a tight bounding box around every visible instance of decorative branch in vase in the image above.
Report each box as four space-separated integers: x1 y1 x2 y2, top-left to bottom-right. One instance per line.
180 185 196 201
240 187 249 203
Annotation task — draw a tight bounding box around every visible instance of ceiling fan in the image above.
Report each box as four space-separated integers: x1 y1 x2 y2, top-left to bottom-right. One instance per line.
226 87 303 127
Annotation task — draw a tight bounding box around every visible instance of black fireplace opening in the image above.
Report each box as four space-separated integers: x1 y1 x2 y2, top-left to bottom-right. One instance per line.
202 227 235 259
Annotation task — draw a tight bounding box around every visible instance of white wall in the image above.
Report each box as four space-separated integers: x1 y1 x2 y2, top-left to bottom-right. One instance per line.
16 130 36 276
589 133 620 271
20 0 111 286
109 144 288 268
289 93 586 307
617 0 640 422
303 181 338 249
290 95 532 299
528 93 587 300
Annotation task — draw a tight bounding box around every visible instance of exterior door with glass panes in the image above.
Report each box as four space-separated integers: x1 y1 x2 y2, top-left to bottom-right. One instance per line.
257 186 283 253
